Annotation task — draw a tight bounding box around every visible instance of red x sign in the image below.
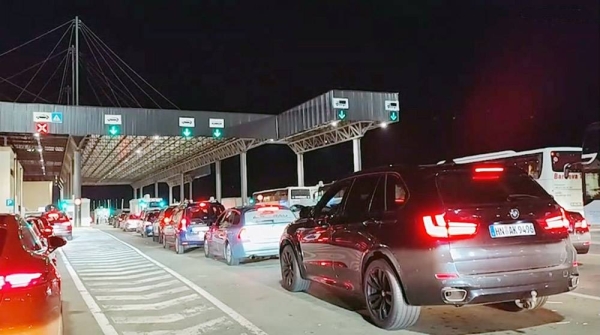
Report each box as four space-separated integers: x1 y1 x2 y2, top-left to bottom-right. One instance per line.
36 122 49 134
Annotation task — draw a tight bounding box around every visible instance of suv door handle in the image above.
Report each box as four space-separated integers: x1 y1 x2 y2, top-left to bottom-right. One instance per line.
362 219 382 226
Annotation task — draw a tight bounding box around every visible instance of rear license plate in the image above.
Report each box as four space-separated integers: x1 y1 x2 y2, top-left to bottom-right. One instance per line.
489 223 536 238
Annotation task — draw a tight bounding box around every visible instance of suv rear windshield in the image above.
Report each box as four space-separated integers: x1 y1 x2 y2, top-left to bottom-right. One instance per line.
551 151 581 172
188 204 224 220
436 169 552 206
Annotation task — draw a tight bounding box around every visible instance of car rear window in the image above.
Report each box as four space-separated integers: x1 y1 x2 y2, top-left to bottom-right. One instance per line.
189 204 224 220
147 212 160 220
244 207 296 225
436 169 552 207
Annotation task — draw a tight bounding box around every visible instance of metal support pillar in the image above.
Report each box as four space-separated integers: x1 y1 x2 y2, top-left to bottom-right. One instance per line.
352 137 362 172
168 185 173 204
74 16 79 106
296 153 305 186
73 150 82 227
240 152 248 205
188 182 193 200
215 161 222 202
154 182 159 198
180 174 185 202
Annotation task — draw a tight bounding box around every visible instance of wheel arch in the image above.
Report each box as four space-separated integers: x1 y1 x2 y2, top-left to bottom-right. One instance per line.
279 237 309 279
361 248 413 304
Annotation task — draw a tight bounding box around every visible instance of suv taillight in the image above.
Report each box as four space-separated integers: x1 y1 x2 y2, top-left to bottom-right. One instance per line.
423 214 478 238
0 273 45 291
541 208 570 230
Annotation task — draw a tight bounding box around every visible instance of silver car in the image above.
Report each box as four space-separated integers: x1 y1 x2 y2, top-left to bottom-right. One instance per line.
204 205 296 265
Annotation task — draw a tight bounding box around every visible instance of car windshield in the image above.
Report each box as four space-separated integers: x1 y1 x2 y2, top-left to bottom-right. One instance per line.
436 168 552 206
244 208 296 225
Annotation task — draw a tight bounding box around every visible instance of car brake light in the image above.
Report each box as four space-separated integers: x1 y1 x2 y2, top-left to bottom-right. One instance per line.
435 273 458 280
423 214 478 238
199 203 206 207
472 166 504 180
575 219 588 229
164 217 171 223
238 228 249 241
0 273 43 290
178 218 187 231
474 167 504 173
257 206 280 212
541 208 569 230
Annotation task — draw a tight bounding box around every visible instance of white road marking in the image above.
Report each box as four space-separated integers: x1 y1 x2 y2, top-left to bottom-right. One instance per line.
78 267 160 276
567 292 600 301
90 280 180 293
68 258 145 265
67 252 137 258
85 274 172 286
77 264 156 273
100 229 269 335
95 286 190 301
57 249 119 335
111 305 214 324
81 270 165 281
103 294 200 311
122 316 232 335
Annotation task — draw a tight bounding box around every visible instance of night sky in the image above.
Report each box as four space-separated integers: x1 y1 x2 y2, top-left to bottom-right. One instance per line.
1 1 598 205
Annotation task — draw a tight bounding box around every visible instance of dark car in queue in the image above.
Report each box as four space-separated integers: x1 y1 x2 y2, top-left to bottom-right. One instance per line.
204 204 297 265
41 210 72 241
279 163 578 330
153 205 179 244
0 214 67 334
163 201 225 254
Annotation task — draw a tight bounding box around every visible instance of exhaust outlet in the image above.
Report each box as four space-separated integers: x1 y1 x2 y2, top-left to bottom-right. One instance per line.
442 288 468 303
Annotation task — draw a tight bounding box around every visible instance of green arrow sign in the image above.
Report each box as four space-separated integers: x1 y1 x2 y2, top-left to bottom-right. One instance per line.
212 128 223 139
107 125 121 136
181 127 193 138
389 111 399 122
337 110 347 120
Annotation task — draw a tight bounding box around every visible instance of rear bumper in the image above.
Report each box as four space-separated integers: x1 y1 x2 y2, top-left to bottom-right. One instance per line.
144 225 153 236
571 231 591 253
233 241 279 258
426 266 579 306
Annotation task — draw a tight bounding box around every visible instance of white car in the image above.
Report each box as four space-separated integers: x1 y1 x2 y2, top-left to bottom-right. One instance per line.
123 214 141 232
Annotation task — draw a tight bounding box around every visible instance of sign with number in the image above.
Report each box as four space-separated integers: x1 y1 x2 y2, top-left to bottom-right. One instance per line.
179 117 195 127
209 118 225 128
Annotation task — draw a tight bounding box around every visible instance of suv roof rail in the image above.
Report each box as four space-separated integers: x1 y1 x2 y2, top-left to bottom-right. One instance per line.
437 158 456 165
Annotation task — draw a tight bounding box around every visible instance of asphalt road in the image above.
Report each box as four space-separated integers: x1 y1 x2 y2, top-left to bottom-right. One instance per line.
60 225 600 335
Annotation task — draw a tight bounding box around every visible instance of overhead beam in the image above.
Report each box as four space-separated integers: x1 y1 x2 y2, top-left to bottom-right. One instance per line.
286 121 377 154
132 138 264 189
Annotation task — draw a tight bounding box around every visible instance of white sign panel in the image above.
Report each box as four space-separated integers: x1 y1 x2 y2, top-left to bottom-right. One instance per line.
331 97 349 109
384 100 400 112
104 114 122 125
179 117 195 127
33 112 52 122
209 118 225 128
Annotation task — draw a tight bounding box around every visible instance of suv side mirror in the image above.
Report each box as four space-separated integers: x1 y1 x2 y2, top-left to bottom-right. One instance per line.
299 206 313 219
47 235 67 252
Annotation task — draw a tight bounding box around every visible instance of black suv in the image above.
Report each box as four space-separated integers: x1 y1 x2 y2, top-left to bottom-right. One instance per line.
279 163 578 330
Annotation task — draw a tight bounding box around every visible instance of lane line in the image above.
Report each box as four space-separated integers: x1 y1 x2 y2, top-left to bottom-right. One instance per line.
86 274 172 286
566 292 600 301
122 316 232 335
78 267 160 276
57 249 119 335
99 229 269 335
90 280 180 293
81 270 165 281
95 286 190 301
111 305 214 324
103 294 200 311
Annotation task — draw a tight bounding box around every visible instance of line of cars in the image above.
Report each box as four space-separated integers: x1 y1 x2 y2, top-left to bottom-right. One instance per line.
0 211 68 334
116 199 299 264
111 163 583 331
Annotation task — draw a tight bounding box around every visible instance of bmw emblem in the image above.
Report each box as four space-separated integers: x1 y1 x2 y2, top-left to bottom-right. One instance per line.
509 208 520 220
